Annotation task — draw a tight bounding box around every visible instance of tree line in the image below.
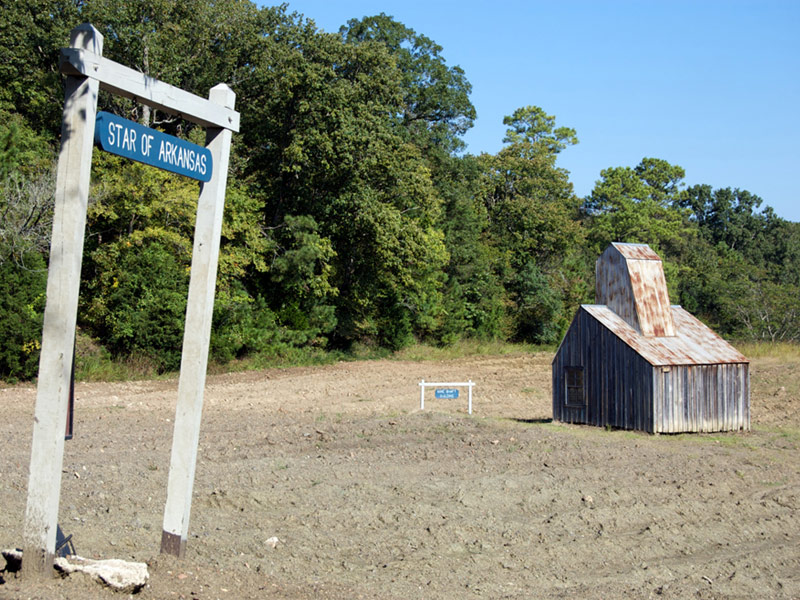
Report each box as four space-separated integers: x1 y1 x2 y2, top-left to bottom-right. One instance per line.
2 1 798 380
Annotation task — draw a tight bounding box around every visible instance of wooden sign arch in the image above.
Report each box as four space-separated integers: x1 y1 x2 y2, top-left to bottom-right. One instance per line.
22 24 240 576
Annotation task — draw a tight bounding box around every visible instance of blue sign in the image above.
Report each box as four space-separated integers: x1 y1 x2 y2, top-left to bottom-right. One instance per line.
94 111 212 182
435 388 459 399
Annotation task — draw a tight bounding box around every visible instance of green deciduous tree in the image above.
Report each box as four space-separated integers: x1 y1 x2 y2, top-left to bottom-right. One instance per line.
4 0 797 382
239 14 450 349
583 157 693 258
87 238 189 371
0 0 80 136
502 105 578 157
0 168 55 268
340 13 475 155
675 184 800 341
0 250 47 381
480 106 584 343
0 110 56 180
436 155 508 343
80 0 267 129
267 214 337 346
81 154 197 370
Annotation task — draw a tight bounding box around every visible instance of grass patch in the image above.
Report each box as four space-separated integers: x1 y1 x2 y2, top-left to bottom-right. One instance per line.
616 430 649 439
213 340 545 376
531 421 570 433
761 478 789 487
392 339 552 362
75 353 137 382
76 348 175 382
736 341 800 360
704 434 756 448
213 346 347 374
16 337 553 386
665 431 757 450
752 425 800 442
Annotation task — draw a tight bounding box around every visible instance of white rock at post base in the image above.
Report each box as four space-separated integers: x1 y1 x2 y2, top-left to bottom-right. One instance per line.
54 555 149 592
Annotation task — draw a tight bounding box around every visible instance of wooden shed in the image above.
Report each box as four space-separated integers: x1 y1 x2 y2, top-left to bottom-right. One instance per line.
552 242 750 433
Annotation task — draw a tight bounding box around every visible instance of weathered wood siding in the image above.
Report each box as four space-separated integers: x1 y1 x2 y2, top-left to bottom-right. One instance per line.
653 363 749 433
553 307 750 433
553 308 655 431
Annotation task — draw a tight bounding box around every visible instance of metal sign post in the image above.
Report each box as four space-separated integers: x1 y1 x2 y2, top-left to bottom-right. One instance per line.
22 23 239 577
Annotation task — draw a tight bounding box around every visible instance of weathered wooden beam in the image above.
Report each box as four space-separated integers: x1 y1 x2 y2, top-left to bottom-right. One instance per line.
60 47 239 132
22 23 103 579
161 83 236 557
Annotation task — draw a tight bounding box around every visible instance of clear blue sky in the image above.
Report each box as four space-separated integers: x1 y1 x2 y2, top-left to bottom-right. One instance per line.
274 1 800 222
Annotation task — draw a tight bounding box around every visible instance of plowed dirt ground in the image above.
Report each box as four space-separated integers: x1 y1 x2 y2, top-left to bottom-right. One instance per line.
1 352 798 599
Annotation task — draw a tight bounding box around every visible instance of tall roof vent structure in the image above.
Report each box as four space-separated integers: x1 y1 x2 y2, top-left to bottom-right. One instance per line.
595 242 675 337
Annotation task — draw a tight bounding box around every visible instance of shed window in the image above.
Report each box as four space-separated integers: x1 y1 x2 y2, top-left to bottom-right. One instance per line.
565 367 585 407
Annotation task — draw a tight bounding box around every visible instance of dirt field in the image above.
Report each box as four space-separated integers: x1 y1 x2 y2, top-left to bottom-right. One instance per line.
1 352 798 599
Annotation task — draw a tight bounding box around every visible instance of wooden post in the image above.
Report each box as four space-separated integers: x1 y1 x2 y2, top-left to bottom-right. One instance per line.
161 84 235 557
22 24 103 578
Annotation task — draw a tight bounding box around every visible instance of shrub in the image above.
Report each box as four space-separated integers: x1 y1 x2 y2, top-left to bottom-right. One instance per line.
84 240 188 373
0 250 47 381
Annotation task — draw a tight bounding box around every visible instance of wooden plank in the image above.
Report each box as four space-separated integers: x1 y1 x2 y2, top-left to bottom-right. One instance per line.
723 364 730 430
674 368 681 432
649 359 655 433
689 368 694 431
737 365 745 430
694 366 701 431
678 369 685 431
698 366 705 432
609 326 613 427
696 366 703 432
679 369 686 431
707 366 713 431
161 84 236 557
666 369 673 432
717 365 724 430
743 364 749 430
701 367 706 430
622 340 629 430
653 362 661 433
712 366 719 431
731 365 737 429
664 367 672 433
718 365 724 431
664 367 668 433
22 24 102 579
60 47 239 132
551 354 558 422
686 367 693 432
658 366 666 432
746 366 751 430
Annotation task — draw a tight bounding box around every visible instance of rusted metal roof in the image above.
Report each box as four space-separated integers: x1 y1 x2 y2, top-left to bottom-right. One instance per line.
596 243 675 337
582 304 748 366
610 242 662 261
